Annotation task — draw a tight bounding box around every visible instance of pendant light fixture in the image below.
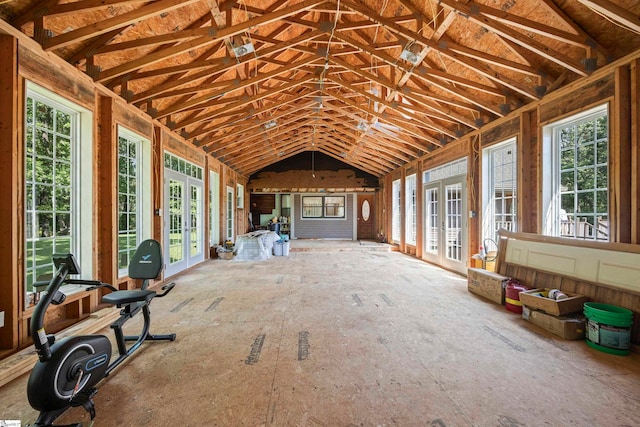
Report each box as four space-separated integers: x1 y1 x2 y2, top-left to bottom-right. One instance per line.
312 126 316 178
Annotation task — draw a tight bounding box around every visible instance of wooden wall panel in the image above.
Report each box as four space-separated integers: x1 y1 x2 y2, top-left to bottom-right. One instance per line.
113 100 152 138
163 129 205 166
539 74 615 124
18 44 95 110
421 137 469 171
95 96 117 286
632 59 640 244
481 116 520 146
612 65 632 243
519 108 538 233
0 35 19 351
248 169 376 190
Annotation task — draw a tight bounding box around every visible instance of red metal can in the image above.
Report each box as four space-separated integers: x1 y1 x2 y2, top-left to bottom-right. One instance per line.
505 280 530 314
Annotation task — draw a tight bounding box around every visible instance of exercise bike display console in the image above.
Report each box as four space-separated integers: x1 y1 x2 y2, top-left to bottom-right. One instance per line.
27 239 177 427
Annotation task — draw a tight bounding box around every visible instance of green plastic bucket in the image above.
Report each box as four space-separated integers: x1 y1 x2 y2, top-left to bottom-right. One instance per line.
584 302 633 355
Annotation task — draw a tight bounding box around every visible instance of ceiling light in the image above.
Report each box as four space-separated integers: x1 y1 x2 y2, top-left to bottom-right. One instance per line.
400 48 420 65
264 120 277 129
232 42 254 57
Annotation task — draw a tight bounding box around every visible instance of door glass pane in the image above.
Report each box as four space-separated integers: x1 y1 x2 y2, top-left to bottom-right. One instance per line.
445 183 462 261
190 184 202 256
169 179 184 264
425 188 438 253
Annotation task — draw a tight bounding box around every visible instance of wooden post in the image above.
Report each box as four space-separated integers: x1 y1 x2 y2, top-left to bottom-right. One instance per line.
95 96 117 285
519 108 538 233
631 59 640 244
613 65 632 243
469 135 480 261
153 126 163 243
0 35 19 351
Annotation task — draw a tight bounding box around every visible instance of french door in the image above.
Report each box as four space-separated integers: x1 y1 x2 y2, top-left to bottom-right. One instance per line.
164 169 204 277
422 176 467 274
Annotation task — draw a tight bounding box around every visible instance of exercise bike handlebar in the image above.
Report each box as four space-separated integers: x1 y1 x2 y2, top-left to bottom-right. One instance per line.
31 262 72 362
30 255 116 362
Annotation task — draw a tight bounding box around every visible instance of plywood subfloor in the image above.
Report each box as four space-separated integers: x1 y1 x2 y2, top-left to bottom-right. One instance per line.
1 242 639 426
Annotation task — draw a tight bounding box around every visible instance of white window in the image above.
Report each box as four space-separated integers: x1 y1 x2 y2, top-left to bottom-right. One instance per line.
25 83 93 306
405 174 417 245
117 128 152 276
542 104 608 240
209 171 220 246
226 185 234 241
236 183 244 208
391 179 401 243
482 139 517 244
301 196 345 218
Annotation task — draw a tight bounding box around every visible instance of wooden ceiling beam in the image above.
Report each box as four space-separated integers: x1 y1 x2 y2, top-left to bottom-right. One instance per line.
469 0 598 49
196 92 319 137
64 26 131 65
577 0 640 34
130 29 324 104
95 0 325 82
43 0 201 51
210 115 318 155
174 74 316 129
200 104 316 146
156 57 321 118
327 75 454 140
328 32 507 98
40 0 147 18
438 0 588 76
330 91 437 150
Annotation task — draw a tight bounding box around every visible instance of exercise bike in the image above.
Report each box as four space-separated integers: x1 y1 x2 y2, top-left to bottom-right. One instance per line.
27 239 177 427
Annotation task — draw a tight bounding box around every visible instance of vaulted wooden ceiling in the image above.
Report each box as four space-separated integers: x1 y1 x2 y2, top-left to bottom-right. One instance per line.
1 0 639 177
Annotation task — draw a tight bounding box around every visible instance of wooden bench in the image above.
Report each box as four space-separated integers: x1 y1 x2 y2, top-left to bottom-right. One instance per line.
495 230 640 351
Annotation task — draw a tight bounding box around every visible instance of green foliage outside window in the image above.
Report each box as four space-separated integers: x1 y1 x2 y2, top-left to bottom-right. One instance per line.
25 95 74 299
557 112 608 239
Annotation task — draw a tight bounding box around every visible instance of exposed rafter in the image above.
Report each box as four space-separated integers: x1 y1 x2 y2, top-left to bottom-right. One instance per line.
4 0 638 176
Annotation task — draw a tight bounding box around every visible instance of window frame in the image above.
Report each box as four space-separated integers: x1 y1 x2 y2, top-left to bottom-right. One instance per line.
391 179 401 243
116 126 152 277
405 174 417 245
24 82 93 307
542 103 609 240
209 170 220 247
482 138 517 244
301 195 346 219
236 183 244 209
226 185 234 240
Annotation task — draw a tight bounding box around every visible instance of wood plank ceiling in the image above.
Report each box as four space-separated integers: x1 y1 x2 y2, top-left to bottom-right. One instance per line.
1 0 639 177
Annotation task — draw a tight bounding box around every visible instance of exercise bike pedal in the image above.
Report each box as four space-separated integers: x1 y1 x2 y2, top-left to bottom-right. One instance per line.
69 386 98 420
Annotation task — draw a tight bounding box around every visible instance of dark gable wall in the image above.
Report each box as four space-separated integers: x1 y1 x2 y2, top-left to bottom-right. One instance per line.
247 152 379 191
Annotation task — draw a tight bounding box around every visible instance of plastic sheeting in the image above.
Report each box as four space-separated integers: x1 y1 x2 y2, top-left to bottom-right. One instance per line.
234 230 281 261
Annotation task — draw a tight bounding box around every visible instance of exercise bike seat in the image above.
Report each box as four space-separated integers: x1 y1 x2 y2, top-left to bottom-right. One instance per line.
102 289 155 306
102 239 165 307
